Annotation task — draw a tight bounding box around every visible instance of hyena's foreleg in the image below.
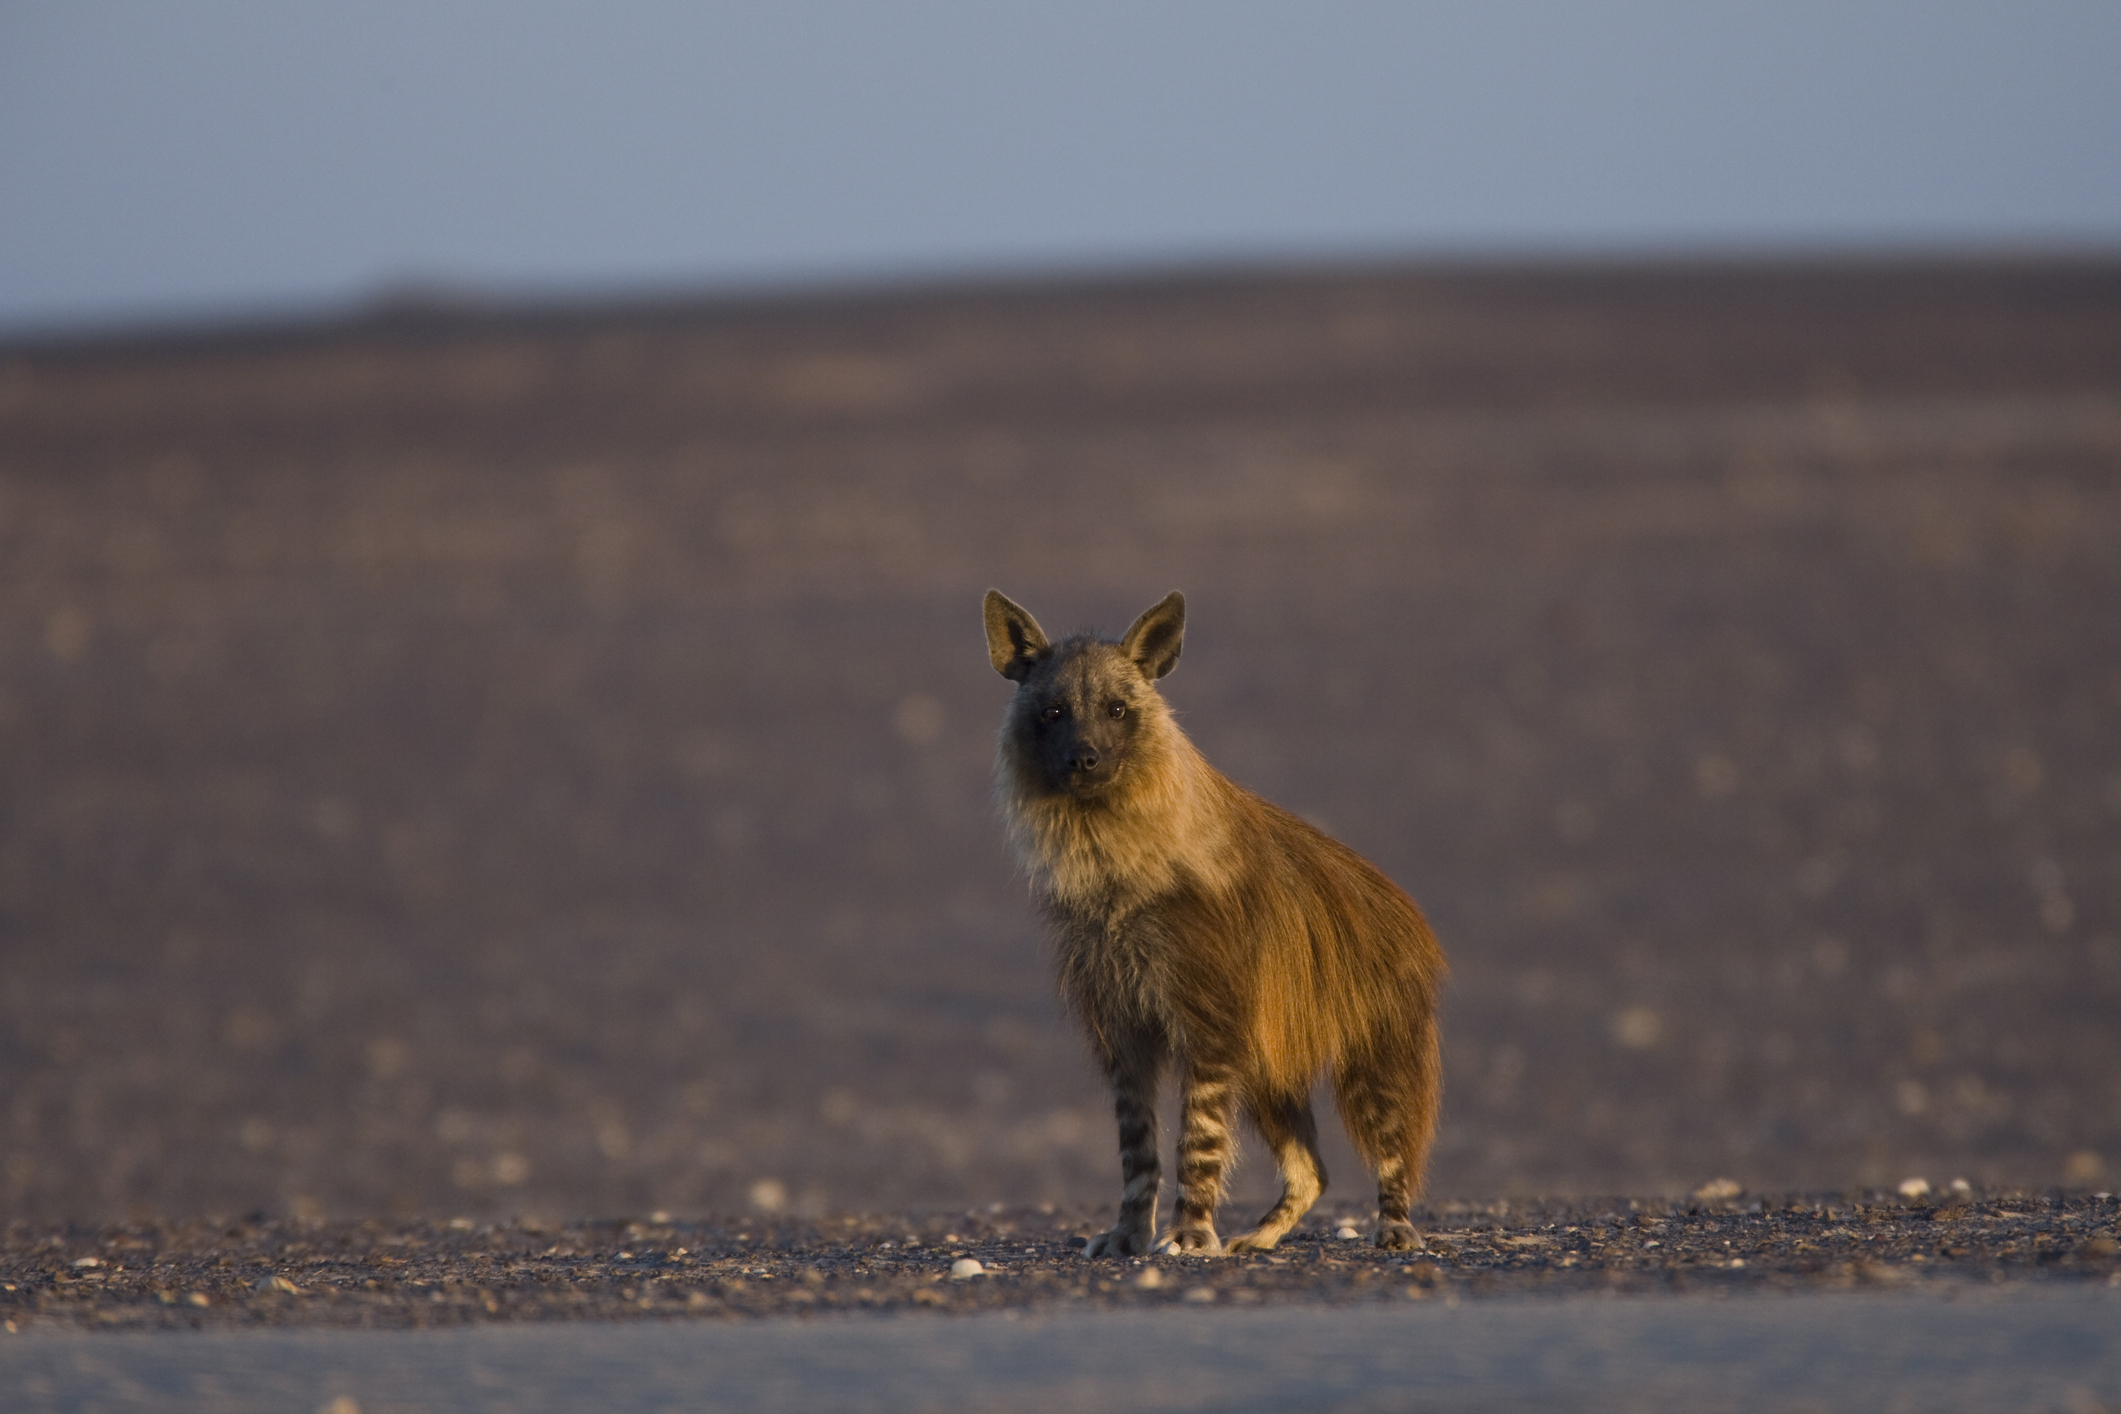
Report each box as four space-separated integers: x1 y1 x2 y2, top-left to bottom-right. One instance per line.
1334 1024 1441 1250
1085 1032 1166 1258
1163 1059 1240 1252
1224 1092 1326 1253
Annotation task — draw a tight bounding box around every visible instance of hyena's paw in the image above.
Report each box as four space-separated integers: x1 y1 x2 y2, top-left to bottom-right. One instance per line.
1158 1223 1224 1255
1374 1221 1424 1251
1223 1227 1284 1254
1084 1226 1154 1259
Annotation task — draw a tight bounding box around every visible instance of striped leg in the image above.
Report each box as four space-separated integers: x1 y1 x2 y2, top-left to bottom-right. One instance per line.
1164 1061 1239 1252
1336 1025 1441 1250
1225 1094 1325 1252
1084 1037 1164 1258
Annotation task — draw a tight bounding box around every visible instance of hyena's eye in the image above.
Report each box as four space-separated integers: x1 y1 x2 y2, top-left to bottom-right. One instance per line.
1041 703 1066 723
1107 701 1127 719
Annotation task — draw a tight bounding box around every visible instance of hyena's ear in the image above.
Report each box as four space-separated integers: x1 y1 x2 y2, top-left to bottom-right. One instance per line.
984 589 1050 681
1120 590 1185 680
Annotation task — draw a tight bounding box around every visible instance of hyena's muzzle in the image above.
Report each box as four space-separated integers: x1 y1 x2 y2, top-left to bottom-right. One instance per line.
1025 659 1144 800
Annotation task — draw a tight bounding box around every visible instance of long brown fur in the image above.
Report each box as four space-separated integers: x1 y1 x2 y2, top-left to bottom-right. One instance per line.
984 589 1446 1255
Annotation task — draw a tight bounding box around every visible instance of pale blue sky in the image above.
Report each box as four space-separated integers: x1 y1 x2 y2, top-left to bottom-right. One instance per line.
3 1 2118 333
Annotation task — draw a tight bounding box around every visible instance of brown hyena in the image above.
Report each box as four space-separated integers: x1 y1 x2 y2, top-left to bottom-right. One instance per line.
984 589 1446 1256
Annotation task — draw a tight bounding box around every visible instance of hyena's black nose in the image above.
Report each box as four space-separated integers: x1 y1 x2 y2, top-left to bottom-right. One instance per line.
1070 746 1100 772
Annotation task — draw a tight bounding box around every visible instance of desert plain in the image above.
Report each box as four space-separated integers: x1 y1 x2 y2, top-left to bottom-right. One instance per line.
2 262 2119 1381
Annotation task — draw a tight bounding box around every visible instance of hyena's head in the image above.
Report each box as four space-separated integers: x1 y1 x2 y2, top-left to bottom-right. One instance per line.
983 589 1185 801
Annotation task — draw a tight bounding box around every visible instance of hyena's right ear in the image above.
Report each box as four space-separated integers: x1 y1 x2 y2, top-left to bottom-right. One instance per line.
984 590 1050 682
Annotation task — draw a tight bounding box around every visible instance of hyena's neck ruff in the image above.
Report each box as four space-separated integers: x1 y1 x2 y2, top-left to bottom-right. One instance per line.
983 588 1445 1261
999 706 1234 918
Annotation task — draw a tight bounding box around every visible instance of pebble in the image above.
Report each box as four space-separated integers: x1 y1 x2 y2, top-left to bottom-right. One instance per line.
1182 1286 1216 1303
1133 1268 1164 1289
1899 1177 1931 1200
949 1258 984 1280
1334 1225 1361 1240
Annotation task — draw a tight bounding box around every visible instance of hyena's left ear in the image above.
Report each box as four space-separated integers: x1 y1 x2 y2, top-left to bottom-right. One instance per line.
1120 590 1185 680
984 589 1050 681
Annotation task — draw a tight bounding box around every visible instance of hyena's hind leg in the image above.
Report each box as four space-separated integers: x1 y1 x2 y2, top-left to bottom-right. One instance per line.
1162 1059 1241 1253
1085 1033 1166 1258
1223 1092 1326 1253
1335 1023 1442 1250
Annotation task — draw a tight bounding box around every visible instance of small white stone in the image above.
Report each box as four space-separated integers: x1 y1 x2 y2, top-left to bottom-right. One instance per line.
949 1258 984 1280
1182 1286 1217 1303
1612 1005 1664 1049
1133 1267 1164 1289
1693 1177 1743 1202
1334 1225 1361 1240
1898 1177 1931 1200
1950 1178 1973 1195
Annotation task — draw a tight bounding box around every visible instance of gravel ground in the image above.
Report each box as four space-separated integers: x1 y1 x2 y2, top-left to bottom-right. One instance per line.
6 1189 2117 1332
